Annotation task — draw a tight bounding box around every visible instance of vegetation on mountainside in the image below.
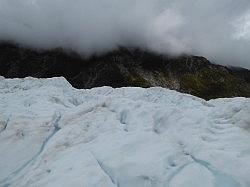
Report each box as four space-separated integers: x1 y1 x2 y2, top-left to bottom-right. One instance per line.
0 42 250 100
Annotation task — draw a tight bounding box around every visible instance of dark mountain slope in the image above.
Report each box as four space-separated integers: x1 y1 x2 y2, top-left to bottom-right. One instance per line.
0 42 250 100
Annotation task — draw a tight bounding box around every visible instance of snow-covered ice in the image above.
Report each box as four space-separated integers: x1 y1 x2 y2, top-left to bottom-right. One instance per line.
0 76 250 187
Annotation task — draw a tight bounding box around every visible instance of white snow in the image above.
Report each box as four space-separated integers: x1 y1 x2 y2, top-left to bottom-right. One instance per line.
0 76 250 187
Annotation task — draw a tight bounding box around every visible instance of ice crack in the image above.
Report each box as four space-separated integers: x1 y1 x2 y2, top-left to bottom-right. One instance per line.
0 117 10 134
190 155 240 187
91 153 118 187
0 112 62 187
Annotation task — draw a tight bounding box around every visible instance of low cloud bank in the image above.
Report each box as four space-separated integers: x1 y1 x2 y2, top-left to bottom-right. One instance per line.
0 0 250 68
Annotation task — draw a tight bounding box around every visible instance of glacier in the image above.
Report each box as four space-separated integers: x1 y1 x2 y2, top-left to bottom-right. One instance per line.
0 76 250 187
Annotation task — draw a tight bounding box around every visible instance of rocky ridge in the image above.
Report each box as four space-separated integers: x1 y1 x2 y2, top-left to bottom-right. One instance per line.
0 42 249 100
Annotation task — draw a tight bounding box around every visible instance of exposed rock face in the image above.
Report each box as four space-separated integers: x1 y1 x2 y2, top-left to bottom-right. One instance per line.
0 42 250 100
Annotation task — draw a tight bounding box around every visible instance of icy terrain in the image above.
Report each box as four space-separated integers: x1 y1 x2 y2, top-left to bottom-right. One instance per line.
0 76 250 187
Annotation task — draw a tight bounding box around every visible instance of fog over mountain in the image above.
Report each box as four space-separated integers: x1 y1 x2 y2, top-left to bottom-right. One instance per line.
0 0 250 68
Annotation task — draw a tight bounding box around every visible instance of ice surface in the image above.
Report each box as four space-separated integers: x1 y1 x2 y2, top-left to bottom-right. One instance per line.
0 77 250 187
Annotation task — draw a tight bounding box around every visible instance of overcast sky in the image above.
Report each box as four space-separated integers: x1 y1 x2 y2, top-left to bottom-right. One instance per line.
0 0 250 68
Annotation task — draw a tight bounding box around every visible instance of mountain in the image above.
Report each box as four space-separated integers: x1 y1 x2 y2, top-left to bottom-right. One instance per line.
1 77 250 187
0 42 250 100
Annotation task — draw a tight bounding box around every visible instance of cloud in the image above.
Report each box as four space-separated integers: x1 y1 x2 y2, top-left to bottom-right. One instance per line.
0 0 250 68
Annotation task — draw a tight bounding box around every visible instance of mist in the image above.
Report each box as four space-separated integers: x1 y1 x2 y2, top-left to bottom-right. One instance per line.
0 0 250 68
